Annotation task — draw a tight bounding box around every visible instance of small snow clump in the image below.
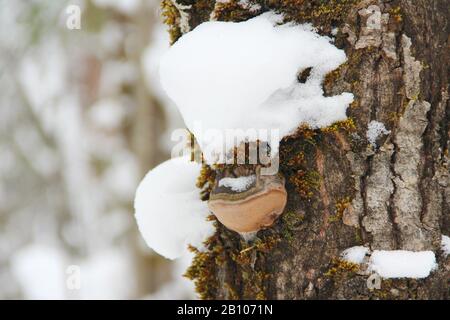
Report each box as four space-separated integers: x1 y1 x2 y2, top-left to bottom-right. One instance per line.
441 235 450 256
367 120 390 147
218 175 256 192
341 246 369 264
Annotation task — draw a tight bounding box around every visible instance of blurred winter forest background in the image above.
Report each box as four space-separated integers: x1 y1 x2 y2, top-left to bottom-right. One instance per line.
0 0 192 299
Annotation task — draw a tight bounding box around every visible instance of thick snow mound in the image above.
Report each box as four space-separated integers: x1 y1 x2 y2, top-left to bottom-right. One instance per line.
369 250 437 279
160 13 353 163
134 156 214 259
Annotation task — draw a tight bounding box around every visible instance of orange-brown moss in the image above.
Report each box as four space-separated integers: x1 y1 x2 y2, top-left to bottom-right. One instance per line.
196 164 216 200
161 0 182 43
325 257 359 278
389 6 402 23
328 196 351 223
212 0 261 22
184 244 218 300
268 0 358 32
287 151 305 167
321 118 356 134
290 169 321 198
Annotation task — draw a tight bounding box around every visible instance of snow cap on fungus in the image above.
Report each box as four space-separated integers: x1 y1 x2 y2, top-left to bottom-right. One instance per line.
160 12 353 164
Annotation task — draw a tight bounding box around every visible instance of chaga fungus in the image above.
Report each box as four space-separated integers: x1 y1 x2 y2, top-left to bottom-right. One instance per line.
208 168 287 233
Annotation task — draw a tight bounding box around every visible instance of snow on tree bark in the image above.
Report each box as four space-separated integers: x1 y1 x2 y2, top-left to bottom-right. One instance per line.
163 0 449 299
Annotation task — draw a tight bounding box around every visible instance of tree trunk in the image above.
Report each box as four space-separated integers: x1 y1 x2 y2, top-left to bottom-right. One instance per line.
164 0 449 299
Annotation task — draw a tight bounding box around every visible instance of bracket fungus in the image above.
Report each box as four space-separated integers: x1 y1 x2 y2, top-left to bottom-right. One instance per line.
208 167 287 233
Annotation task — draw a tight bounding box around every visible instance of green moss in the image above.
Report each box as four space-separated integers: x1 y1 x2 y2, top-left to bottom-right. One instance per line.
354 228 363 244
280 211 305 242
289 169 321 198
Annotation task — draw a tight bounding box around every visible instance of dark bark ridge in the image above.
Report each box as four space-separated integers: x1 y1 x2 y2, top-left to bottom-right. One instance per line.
163 0 449 299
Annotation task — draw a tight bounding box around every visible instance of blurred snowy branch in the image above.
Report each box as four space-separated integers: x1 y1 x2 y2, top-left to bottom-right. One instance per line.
0 0 192 300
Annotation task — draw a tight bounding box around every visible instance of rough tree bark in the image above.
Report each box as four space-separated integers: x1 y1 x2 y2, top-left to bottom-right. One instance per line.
162 0 449 299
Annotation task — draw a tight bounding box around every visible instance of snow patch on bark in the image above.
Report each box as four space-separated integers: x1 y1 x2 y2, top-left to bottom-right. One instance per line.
341 246 369 264
441 235 450 256
366 120 390 147
368 250 437 279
